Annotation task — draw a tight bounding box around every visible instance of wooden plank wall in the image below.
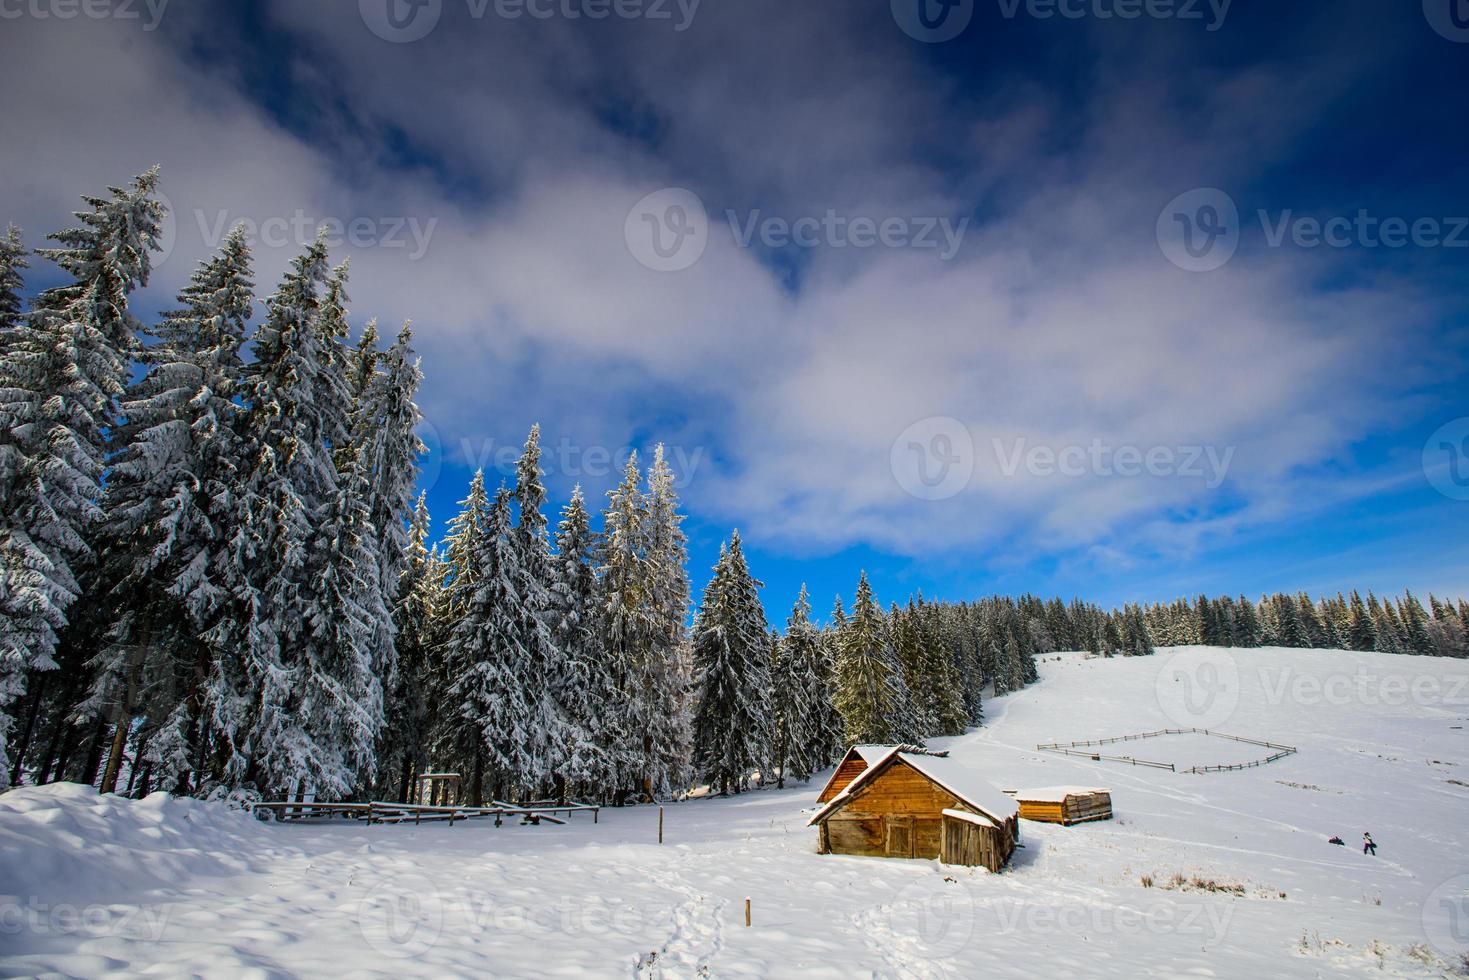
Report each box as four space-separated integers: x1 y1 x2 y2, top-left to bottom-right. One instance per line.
817 755 871 803
818 759 1014 869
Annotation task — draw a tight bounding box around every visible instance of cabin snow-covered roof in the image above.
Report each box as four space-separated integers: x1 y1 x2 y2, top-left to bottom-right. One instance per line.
808 749 1019 826
852 745 895 764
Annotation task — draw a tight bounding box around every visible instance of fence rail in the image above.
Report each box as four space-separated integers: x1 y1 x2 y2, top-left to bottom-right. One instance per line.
1036 728 1297 774
250 799 601 826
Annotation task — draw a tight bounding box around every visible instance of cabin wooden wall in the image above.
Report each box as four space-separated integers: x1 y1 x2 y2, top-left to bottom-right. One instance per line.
817 755 871 803
819 761 961 861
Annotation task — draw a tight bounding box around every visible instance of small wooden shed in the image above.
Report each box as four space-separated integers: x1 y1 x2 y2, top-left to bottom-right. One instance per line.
808 749 1020 873
816 745 897 803
1007 786 1112 825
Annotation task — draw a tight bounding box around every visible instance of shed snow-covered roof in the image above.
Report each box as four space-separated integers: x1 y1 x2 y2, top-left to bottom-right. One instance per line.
1011 786 1110 803
808 750 1019 826
852 745 895 764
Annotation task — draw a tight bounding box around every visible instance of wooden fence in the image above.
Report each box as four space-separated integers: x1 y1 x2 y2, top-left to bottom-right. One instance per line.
250 799 602 826
1036 728 1297 774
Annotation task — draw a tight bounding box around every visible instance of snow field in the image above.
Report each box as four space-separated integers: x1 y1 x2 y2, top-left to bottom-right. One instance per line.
1 646 1466 979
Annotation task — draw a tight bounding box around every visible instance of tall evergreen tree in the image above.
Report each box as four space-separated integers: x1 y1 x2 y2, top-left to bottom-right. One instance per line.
549 486 618 799
443 487 534 803
84 227 255 794
690 533 771 794
833 572 916 745
0 171 165 788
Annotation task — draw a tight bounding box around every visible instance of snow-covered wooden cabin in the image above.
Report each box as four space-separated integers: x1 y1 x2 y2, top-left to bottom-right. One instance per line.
816 745 897 803
1006 786 1113 825
808 749 1020 872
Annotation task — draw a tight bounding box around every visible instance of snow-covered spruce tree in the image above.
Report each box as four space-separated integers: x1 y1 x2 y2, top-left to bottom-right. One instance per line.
0 172 165 789
84 227 255 795
381 494 442 801
510 425 561 794
443 487 534 804
1346 590 1377 652
640 445 695 796
691 533 772 794
430 471 491 780
0 225 26 335
549 486 619 801
206 234 336 796
772 584 825 785
301 426 387 799
1400 592 1435 657
917 599 968 736
598 452 657 801
834 572 915 745
358 322 425 604
342 321 425 798
442 469 490 627
809 597 849 763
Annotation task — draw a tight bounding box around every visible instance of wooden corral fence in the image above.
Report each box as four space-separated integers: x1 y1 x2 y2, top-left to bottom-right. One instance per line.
1035 747 1176 770
1036 728 1297 774
250 800 601 826
1182 750 1297 775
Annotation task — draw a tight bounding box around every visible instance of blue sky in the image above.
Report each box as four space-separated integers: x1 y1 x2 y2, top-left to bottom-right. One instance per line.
1 0 1466 623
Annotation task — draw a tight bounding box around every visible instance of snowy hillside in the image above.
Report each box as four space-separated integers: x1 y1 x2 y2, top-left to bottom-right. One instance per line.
2 646 1466 978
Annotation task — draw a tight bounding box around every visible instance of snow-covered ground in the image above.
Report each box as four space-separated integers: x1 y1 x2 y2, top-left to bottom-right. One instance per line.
3 646 1467 979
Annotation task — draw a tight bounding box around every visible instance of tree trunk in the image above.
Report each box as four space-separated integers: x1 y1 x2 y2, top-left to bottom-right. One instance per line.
99 715 131 793
470 746 485 807
79 719 109 786
125 729 152 796
8 673 49 785
397 754 413 804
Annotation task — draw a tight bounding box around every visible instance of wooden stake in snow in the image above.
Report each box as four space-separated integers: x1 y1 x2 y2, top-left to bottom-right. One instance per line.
658 806 664 844
745 897 751 927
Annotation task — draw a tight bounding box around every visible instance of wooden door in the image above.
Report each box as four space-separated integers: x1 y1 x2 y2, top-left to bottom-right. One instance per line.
885 815 915 858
